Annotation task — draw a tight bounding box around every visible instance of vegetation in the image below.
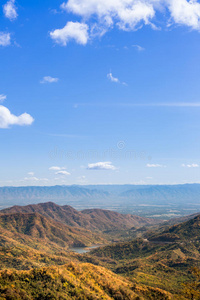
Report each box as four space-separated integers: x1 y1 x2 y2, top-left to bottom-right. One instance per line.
0 201 200 299
86 216 200 296
0 262 173 300
1 202 159 238
183 267 200 299
0 212 105 251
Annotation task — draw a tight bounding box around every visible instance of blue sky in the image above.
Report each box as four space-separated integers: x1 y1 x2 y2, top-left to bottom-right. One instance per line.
1 0 200 186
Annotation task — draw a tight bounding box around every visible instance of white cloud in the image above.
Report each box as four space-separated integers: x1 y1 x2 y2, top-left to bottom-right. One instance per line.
24 177 39 181
146 164 165 168
24 177 49 182
107 72 127 85
50 21 89 46
107 72 119 83
61 0 155 31
168 0 200 30
3 0 18 21
56 0 200 47
0 105 34 129
182 163 199 168
0 95 6 102
87 161 116 170
55 170 71 175
132 44 145 51
40 76 59 83
0 32 11 47
28 172 34 176
49 166 66 171
50 166 70 176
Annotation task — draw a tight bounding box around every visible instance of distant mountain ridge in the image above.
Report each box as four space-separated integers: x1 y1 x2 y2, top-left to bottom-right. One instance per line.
0 185 109 202
120 184 200 203
1 184 200 209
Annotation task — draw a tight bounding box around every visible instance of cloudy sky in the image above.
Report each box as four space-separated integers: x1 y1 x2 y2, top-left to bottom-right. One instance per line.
1 0 200 186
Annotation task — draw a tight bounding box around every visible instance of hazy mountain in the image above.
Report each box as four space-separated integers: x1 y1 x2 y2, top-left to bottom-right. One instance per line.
120 184 200 204
0 185 110 206
1 184 200 212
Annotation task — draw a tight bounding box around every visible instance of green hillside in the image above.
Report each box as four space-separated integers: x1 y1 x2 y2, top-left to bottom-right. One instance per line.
87 215 200 296
0 262 173 300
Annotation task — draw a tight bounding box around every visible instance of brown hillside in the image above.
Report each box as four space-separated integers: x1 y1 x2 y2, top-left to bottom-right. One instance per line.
1 202 161 233
82 208 160 231
0 212 104 249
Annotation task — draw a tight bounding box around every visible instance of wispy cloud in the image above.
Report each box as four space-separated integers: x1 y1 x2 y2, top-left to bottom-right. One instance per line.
27 172 34 176
23 177 49 182
147 103 200 107
87 161 116 170
49 166 66 171
107 72 127 85
55 170 71 175
146 164 165 168
48 133 87 138
3 0 18 21
120 102 200 108
107 72 119 83
40 76 59 84
0 95 6 103
182 164 199 168
0 32 11 47
0 105 34 129
132 45 145 51
74 102 200 109
24 177 39 181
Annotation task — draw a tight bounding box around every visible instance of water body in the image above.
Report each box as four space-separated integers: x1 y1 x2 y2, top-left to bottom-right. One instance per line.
69 245 101 254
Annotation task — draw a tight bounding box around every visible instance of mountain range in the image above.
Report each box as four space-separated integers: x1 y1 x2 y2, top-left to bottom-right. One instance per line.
1 184 200 207
0 201 199 299
0 201 160 234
